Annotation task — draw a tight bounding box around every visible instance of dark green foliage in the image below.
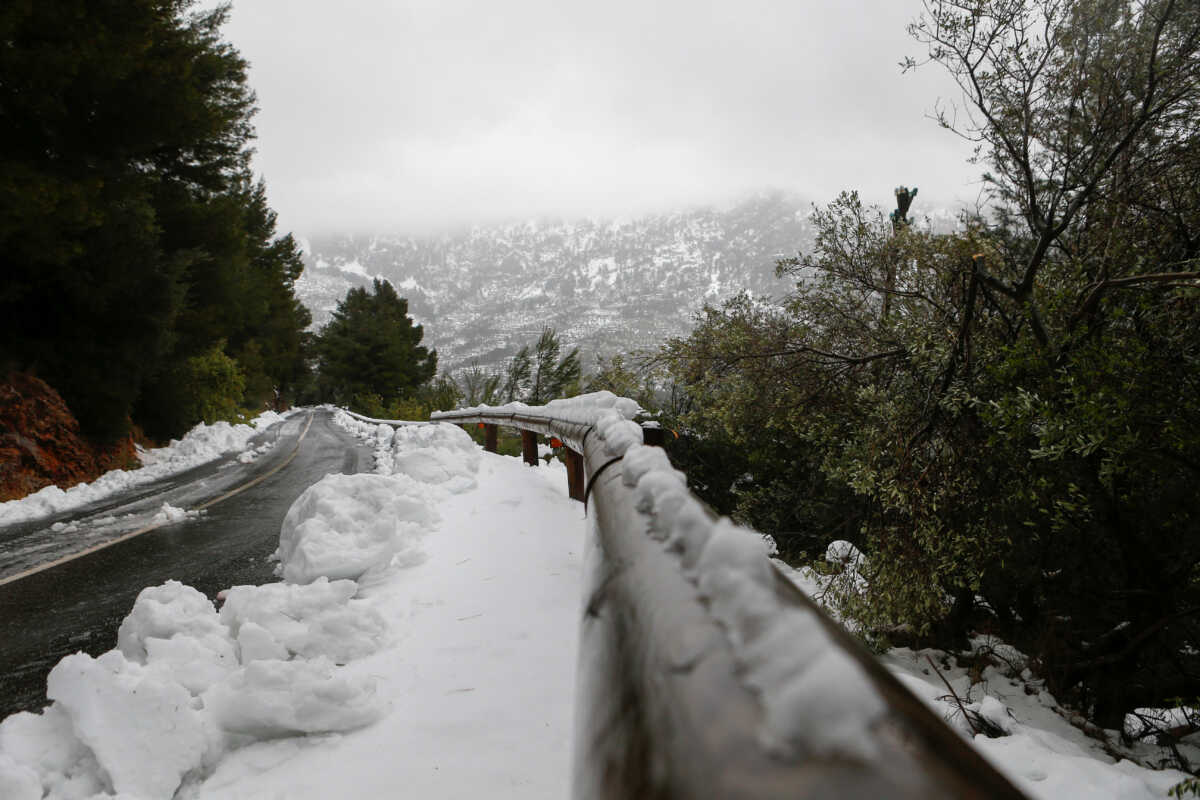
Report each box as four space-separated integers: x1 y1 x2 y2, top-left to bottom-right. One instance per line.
527 327 581 405
582 353 661 413
456 360 503 407
0 0 309 440
498 327 580 404
174 341 246 425
448 328 582 409
315 279 437 409
662 0 1200 728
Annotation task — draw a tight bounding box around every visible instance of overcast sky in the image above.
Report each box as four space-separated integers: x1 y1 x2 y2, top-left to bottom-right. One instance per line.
211 0 982 236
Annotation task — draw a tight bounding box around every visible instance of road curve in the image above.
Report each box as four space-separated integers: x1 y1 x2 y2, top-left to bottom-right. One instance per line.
0 409 374 719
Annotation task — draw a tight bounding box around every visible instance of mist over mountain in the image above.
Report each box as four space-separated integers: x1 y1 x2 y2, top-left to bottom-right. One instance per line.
294 192 823 373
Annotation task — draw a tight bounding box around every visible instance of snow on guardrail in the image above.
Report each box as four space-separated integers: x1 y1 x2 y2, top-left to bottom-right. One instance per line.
433 392 1030 798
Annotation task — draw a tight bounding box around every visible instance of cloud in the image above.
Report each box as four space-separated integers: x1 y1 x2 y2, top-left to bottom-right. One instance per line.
214 0 981 235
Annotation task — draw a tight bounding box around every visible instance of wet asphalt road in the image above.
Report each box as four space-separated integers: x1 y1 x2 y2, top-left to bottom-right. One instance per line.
0 409 374 719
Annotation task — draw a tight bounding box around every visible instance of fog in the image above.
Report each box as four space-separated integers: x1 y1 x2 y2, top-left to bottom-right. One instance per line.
213 0 982 236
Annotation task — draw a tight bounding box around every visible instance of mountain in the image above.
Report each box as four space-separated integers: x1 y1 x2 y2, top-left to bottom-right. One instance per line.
294 192 817 373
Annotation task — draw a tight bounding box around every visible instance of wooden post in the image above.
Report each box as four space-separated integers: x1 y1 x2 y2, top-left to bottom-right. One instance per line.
484 423 498 453
565 448 585 501
521 429 538 466
642 424 665 447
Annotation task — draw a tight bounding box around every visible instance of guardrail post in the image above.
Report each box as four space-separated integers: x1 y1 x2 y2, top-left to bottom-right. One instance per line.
484 423 498 453
520 429 538 466
565 448 585 501
642 423 665 447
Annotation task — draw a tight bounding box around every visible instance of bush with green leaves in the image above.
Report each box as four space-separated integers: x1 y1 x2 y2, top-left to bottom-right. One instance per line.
662 0 1200 727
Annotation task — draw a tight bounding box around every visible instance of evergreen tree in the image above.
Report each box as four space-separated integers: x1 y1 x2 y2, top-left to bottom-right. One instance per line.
0 0 307 440
498 327 580 404
315 279 437 408
501 347 533 403
664 0 1200 728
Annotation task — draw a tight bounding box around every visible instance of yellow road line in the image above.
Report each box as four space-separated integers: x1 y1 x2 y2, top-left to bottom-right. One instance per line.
0 412 315 588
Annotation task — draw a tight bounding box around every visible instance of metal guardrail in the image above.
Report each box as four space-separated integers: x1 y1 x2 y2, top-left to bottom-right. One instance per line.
432 404 1029 800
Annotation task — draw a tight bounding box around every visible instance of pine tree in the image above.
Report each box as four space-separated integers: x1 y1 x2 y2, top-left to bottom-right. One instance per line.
315 279 437 407
0 0 306 440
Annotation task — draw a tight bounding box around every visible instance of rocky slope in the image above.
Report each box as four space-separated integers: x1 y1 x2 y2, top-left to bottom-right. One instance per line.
0 373 137 503
294 192 816 372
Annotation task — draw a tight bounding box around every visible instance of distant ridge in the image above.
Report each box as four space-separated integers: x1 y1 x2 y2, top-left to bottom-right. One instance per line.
295 192 816 371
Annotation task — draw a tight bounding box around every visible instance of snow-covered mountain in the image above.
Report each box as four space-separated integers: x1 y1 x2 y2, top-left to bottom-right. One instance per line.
294 192 817 372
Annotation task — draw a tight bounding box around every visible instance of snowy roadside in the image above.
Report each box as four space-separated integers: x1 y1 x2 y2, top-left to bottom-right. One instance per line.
775 551 1195 800
0 410 295 526
0 413 583 799
1 402 1193 799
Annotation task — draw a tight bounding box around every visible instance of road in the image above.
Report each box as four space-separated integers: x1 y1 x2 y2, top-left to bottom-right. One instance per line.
0 408 374 719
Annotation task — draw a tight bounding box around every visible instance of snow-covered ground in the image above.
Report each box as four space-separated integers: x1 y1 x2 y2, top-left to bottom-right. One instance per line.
0 406 1193 799
776 553 1195 799
0 411 293 526
0 415 582 799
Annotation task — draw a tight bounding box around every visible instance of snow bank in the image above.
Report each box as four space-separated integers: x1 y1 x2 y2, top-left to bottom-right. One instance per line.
274 472 435 584
46 651 213 799
203 657 380 738
0 410 483 799
0 410 291 525
219 578 386 664
875 642 1194 800
332 409 480 491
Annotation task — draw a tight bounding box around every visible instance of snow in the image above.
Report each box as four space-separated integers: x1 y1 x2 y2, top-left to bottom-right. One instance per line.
1 412 583 799
0 411 292 526
218 579 387 664
773 548 1195 798
46 651 212 799
273 472 435 584
1126 707 1199 742
625 439 887 760
434 390 644 442
150 503 204 525
0 398 1193 799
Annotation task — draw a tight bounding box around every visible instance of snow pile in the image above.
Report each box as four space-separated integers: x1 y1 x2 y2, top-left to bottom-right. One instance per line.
0 418 485 799
218 579 387 664
274 472 436 584
0 576 388 798
874 641 1194 799
236 441 275 464
151 503 205 525
45 651 214 798
334 410 483 492
0 410 291 526
386 424 481 491
622 442 886 759
139 416 281 469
